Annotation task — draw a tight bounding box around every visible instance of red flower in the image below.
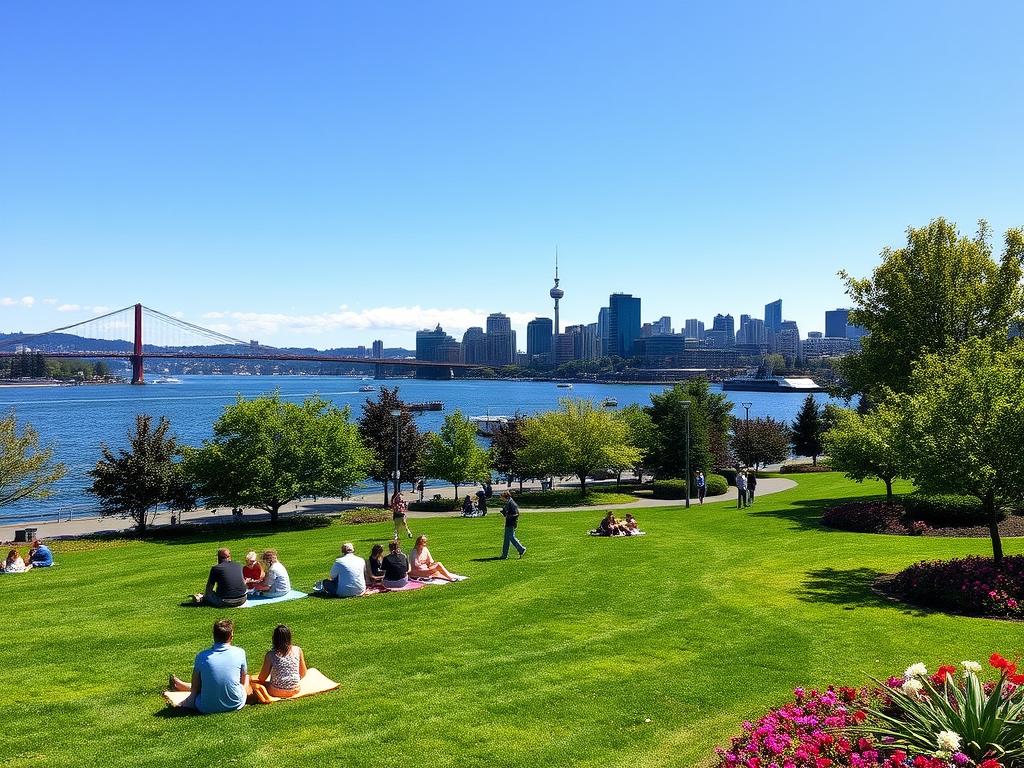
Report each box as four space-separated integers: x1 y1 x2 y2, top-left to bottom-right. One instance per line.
1010 672 1024 685
990 653 1010 670
932 665 956 684
978 760 1002 768
851 710 867 724
890 750 907 765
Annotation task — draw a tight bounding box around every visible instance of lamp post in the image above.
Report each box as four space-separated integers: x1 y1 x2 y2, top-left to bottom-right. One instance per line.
741 401 752 469
390 409 402 501
682 400 691 508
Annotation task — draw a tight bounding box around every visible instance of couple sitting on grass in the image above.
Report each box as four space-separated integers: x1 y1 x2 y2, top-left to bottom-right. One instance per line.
319 535 465 597
1 540 53 573
595 512 639 536
169 620 308 712
191 548 291 607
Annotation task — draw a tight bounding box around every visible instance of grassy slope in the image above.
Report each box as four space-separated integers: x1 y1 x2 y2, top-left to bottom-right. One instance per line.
3 473 1021 768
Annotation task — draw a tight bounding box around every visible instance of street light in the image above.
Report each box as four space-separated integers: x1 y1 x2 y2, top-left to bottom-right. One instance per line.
390 409 402 500
741 402 752 469
682 400 691 509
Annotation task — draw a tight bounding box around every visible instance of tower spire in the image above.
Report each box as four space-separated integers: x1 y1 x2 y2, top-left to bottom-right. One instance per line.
549 246 564 338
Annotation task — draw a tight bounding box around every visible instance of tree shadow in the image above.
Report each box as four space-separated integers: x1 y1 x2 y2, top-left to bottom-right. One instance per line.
747 496 889 533
796 566 929 616
83 515 336 546
469 556 506 562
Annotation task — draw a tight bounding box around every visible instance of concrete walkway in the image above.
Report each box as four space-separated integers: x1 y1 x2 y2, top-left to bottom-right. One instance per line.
0 476 797 543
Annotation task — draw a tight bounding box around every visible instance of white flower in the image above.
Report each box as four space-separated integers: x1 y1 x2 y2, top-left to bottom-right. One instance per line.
904 662 928 679
961 661 982 674
936 730 961 754
901 678 924 697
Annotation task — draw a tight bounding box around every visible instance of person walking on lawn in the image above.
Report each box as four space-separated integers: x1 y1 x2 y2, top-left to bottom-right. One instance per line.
735 470 748 509
499 491 526 559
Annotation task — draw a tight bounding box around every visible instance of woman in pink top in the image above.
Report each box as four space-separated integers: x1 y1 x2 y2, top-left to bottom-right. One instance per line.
391 491 412 540
408 535 457 581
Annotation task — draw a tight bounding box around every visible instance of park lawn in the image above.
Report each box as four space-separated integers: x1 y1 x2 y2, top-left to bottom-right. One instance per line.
512 488 637 507
2 473 1021 768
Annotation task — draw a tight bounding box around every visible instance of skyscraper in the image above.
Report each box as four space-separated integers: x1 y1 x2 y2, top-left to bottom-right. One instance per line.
415 324 459 379
707 313 735 348
597 307 610 355
825 308 850 338
683 318 705 341
461 327 487 363
608 293 641 357
653 316 672 335
550 251 564 337
485 313 515 365
372 340 383 359
777 319 802 362
526 317 554 364
764 299 782 335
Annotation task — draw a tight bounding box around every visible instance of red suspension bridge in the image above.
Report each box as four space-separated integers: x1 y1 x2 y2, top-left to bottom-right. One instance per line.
0 304 475 383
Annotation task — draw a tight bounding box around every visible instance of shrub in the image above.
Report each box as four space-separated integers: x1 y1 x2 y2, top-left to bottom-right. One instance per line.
408 497 462 512
652 479 688 499
705 473 728 496
514 489 635 508
822 501 905 533
717 468 738 486
779 462 833 473
887 555 1024 618
337 507 392 525
902 492 1002 527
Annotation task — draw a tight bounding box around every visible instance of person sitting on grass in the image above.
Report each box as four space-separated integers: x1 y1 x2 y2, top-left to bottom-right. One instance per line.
624 514 639 533
191 548 248 608
252 624 307 699
250 549 291 598
364 544 386 590
322 542 366 597
597 512 628 536
2 549 27 574
381 540 410 589
169 618 251 713
462 495 475 516
242 550 263 588
408 535 458 581
27 539 53 568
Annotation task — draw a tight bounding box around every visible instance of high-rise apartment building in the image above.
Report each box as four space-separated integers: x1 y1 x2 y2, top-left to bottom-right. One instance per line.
825 308 850 338
415 325 459 379
709 313 735 347
526 317 554 364
608 293 641 357
597 307 610 355
554 330 575 364
583 323 601 360
764 299 783 335
683 318 705 341
372 340 383 359
777 319 802 362
485 313 515 365
461 327 487 364
653 316 672 335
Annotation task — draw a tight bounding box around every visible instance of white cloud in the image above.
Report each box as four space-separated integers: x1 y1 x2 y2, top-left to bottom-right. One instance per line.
1 296 35 307
42 298 58 305
57 304 81 312
200 305 536 340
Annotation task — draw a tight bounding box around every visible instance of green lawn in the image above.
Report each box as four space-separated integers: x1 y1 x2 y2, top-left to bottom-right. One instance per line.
512 488 637 507
3 473 1021 768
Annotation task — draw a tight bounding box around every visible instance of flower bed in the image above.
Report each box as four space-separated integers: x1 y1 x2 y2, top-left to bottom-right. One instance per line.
716 656 1024 768
821 502 1024 539
885 556 1024 619
779 462 834 473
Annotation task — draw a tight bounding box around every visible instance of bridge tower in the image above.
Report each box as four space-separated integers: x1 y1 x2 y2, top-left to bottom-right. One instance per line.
374 362 386 380
131 303 144 385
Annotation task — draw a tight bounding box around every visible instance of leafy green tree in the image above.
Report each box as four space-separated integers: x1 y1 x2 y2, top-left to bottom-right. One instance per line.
519 398 640 494
647 379 732 480
0 413 66 508
730 416 790 469
790 394 824 465
838 218 1024 401
187 393 368 523
357 387 424 504
618 404 656 483
490 416 530 490
823 406 901 505
886 339 1024 566
422 410 491 499
87 414 195 532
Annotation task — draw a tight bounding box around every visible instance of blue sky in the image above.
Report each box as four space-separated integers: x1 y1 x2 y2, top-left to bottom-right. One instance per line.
2 1 1022 347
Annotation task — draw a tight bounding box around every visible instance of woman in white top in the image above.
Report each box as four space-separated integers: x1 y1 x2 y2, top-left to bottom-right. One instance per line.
251 549 291 597
254 624 307 698
2 549 27 574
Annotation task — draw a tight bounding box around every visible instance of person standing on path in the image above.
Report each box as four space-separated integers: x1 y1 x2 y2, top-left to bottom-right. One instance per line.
746 470 757 505
499 491 526 559
735 470 748 509
695 471 706 504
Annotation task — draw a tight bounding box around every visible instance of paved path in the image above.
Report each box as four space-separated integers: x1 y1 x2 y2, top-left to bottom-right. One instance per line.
0 476 797 543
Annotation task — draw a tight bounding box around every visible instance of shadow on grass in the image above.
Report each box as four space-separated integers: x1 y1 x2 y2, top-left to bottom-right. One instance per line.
747 496 891 533
84 515 336 546
470 556 506 562
796 567 929 616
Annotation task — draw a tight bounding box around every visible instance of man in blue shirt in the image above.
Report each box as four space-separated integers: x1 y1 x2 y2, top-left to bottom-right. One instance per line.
28 540 53 568
169 619 250 713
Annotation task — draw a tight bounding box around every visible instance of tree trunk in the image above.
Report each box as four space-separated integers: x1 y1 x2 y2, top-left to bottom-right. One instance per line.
579 473 587 496
453 482 459 501
811 453 817 466
518 477 523 492
984 490 1003 567
269 501 281 524
382 480 389 506
884 477 893 506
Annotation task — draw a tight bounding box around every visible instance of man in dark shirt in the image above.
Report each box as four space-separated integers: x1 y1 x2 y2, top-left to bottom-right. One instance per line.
193 548 248 607
499 491 526 559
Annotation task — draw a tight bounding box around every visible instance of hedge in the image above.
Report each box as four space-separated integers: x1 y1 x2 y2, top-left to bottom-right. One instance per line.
901 492 1003 527
652 474 727 499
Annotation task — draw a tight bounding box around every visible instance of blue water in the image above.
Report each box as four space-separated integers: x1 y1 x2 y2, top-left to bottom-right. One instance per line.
0 376 845 523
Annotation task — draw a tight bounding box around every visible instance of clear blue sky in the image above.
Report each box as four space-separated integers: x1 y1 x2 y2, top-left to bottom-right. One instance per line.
2 1 1022 347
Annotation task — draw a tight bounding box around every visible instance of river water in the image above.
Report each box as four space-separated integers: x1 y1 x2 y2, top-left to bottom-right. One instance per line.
0 376 846 523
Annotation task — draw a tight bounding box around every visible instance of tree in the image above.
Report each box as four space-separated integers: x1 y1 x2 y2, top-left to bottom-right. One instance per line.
618 404 656 483
838 218 1024 401
357 387 424 504
886 339 1024 566
647 380 732 481
790 394 824 465
519 398 640 494
823 406 901 505
0 413 66 509
490 416 530 490
187 393 368 523
730 416 790 469
422 410 491 499
87 414 195 532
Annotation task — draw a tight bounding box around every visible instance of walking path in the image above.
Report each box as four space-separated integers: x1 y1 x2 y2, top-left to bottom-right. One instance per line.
0 476 797 543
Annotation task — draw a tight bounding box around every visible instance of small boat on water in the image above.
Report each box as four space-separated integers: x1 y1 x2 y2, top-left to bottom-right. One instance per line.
469 415 510 437
722 360 822 393
556 382 573 389
408 401 444 412
153 376 182 384
601 397 618 408
358 385 376 392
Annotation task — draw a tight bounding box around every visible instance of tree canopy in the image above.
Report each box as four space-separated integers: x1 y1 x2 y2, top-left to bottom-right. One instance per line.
790 394 824 465
87 414 194 531
730 416 790 469
837 218 1024 401
186 393 368 523
822 406 902 504
357 387 425 504
0 413 66 508
617 404 656 482
519 398 640 494
422 410 491 499
490 416 531 490
646 379 732 480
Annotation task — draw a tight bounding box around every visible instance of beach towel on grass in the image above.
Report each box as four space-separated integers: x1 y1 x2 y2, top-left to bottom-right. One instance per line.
315 576 468 598
587 530 646 537
162 668 339 707
240 589 308 607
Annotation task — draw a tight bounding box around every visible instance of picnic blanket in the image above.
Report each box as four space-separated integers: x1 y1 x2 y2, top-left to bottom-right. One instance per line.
313 576 468 598
162 668 339 707
239 589 308 607
587 530 646 537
